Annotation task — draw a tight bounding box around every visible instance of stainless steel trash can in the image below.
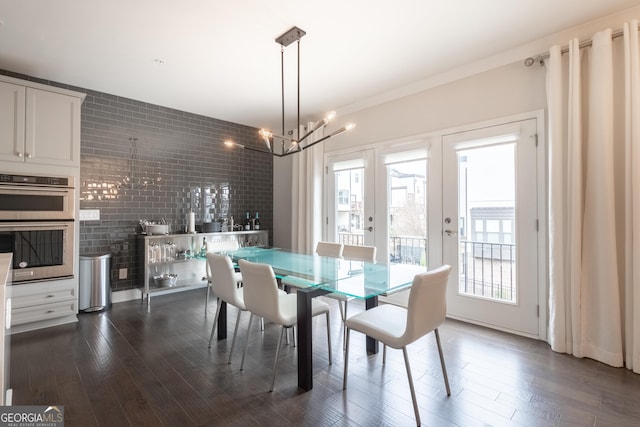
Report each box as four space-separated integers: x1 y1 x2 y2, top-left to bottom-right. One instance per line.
79 253 112 312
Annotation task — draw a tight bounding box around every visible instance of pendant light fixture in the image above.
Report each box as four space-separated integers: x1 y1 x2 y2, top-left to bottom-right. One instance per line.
224 26 355 157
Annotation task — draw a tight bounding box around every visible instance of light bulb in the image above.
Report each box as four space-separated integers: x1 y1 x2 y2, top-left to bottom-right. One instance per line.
259 129 273 139
285 140 299 153
324 111 336 122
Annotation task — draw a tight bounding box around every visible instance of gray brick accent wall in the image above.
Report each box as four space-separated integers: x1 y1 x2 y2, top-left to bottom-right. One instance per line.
1 70 273 291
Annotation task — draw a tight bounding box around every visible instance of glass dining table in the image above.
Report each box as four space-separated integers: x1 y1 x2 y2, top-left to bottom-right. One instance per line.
220 246 426 391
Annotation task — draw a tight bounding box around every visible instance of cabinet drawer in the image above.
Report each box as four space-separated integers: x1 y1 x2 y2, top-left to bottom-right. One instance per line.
12 300 77 326
12 285 76 309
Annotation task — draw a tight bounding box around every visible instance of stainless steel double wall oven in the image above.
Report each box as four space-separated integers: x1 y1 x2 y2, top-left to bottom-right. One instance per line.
0 173 75 283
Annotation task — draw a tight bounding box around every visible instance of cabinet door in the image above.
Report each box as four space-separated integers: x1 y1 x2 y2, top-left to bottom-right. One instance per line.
25 88 81 166
0 81 26 162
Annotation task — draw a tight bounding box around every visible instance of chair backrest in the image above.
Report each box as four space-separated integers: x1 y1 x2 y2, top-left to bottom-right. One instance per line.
315 241 343 258
208 239 240 253
238 259 281 322
342 244 377 263
206 253 244 307
403 265 451 344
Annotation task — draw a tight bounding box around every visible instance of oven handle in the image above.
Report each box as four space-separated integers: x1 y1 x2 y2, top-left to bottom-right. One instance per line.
0 222 72 229
0 186 74 194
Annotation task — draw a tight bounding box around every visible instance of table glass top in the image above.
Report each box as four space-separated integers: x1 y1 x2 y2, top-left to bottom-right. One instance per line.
226 247 426 299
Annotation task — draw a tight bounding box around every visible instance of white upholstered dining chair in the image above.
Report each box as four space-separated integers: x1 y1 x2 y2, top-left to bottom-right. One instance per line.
327 244 377 346
342 264 452 426
238 259 332 391
205 240 242 313
341 244 376 263
206 253 247 364
315 241 344 258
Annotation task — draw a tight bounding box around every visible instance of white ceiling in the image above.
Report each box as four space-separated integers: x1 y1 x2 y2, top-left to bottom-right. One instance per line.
1 1 638 132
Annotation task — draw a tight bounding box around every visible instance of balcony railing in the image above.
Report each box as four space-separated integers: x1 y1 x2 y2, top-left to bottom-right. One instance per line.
337 233 516 303
389 236 425 265
337 232 364 246
460 240 516 302
337 233 426 265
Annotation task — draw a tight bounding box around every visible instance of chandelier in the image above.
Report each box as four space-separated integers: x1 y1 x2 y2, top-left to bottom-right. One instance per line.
224 26 355 157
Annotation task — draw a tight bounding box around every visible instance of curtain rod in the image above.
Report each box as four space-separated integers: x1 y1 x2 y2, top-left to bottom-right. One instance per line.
524 26 630 67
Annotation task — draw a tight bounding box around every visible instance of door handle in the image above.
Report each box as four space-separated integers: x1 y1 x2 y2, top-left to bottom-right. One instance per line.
366 226 373 232
444 229 457 236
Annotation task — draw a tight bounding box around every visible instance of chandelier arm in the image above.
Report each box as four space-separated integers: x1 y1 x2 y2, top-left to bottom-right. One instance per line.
298 125 353 152
298 133 331 152
296 129 315 145
268 133 296 142
249 146 287 157
297 118 329 145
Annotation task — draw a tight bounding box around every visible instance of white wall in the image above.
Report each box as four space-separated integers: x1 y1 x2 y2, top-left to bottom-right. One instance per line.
327 60 546 151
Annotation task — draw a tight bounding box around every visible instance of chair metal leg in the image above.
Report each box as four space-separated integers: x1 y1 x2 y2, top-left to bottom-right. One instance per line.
260 316 265 331
285 322 290 345
205 285 210 315
227 309 242 364
240 314 254 371
325 311 332 365
434 328 451 396
342 300 349 350
270 326 286 392
383 344 387 365
402 346 421 426
342 328 351 390
208 298 221 348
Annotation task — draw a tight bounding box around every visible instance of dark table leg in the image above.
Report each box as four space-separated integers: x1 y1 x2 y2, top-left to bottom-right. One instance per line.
297 287 329 391
217 300 227 340
365 295 379 354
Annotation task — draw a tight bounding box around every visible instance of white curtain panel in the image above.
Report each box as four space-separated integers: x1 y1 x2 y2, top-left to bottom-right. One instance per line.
290 122 324 254
624 20 640 372
547 20 640 372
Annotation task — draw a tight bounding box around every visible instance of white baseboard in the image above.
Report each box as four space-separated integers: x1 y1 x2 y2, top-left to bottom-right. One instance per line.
112 288 142 304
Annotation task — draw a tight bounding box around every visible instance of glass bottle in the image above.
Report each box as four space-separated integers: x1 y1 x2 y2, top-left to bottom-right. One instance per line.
200 237 208 257
148 242 157 263
254 212 260 230
244 212 251 231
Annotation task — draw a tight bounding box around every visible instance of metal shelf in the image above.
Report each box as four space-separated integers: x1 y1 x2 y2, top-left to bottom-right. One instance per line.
137 230 269 311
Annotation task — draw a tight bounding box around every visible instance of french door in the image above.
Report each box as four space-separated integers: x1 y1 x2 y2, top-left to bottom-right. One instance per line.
442 119 541 336
325 145 428 267
324 117 543 337
326 150 376 251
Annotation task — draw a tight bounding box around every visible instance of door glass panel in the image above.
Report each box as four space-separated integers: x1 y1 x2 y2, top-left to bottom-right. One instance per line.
335 168 365 246
387 159 427 266
458 143 516 303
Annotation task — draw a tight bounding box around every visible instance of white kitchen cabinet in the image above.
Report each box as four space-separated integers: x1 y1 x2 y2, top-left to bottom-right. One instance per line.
0 77 84 167
10 279 78 334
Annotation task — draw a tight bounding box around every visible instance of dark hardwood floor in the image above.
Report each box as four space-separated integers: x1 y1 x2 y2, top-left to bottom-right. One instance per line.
9 289 640 426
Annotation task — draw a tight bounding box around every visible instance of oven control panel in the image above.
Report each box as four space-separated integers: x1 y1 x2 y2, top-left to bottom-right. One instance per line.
0 174 71 187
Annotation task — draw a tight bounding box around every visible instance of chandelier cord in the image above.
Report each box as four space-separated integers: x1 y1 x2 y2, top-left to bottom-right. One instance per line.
281 45 285 144
297 38 301 142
